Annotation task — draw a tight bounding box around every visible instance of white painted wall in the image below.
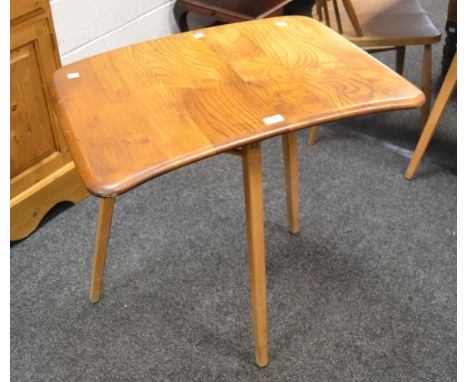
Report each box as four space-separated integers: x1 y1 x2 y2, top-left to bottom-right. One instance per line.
49 0 180 65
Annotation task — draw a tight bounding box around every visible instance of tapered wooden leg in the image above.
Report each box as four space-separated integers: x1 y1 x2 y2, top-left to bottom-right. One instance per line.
396 46 406 75
421 44 433 124
242 142 269 368
307 126 319 146
90 197 116 303
405 53 457 180
282 132 300 234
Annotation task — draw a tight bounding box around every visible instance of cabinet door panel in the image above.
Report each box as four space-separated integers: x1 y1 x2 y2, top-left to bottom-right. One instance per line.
11 0 49 21
10 42 57 177
10 7 89 241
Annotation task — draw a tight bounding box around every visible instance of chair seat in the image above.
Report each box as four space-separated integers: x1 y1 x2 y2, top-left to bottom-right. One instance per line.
312 0 440 48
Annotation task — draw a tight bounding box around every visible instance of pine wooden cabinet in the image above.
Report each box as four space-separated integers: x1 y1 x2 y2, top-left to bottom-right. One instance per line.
10 0 89 241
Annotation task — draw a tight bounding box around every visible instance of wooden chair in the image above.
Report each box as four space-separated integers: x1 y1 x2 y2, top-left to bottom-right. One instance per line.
405 52 456 179
307 0 441 146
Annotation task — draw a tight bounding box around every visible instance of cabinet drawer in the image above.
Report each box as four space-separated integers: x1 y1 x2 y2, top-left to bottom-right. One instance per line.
11 0 49 21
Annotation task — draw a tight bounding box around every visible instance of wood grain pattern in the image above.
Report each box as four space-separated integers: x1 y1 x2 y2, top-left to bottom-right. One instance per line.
10 161 89 241
10 0 49 22
10 152 70 199
51 16 424 198
11 42 57 177
242 142 269 367
10 5 89 241
308 0 440 144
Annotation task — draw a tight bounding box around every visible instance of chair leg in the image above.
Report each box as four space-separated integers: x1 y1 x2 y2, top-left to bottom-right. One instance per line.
90 197 116 303
282 132 300 234
242 142 269 368
307 126 319 146
405 53 457 180
396 46 406 75
173 1 190 32
420 44 433 124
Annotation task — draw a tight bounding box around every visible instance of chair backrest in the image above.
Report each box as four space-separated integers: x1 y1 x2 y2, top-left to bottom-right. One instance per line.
315 0 363 37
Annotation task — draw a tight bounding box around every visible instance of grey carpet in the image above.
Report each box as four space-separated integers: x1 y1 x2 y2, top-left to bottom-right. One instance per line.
11 0 456 380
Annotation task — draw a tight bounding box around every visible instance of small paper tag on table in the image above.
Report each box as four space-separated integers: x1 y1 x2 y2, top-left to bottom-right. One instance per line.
263 114 285 125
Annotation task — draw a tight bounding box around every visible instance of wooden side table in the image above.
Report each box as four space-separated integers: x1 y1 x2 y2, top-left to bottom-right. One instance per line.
50 17 424 367
173 0 294 31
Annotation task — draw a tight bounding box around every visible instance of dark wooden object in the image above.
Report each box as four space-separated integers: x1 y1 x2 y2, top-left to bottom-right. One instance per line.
174 0 294 31
441 0 456 76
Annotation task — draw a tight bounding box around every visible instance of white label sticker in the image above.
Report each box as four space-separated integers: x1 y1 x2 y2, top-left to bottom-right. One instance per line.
192 32 205 39
275 21 288 27
263 114 285 125
67 72 80 79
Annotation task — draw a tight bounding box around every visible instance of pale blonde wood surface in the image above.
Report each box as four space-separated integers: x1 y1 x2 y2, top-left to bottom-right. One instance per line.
10 4 88 241
242 143 269 367
51 16 424 198
90 197 116 303
405 53 457 180
282 132 300 234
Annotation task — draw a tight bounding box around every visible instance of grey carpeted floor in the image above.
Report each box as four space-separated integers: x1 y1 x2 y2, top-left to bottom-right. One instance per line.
11 1 456 381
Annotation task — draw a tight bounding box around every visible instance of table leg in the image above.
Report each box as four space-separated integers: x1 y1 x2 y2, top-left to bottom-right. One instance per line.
421 44 432 124
307 126 319 146
242 142 269 368
282 132 300 234
90 197 116 303
173 1 190 32
396 46 406 75
405 53 457 180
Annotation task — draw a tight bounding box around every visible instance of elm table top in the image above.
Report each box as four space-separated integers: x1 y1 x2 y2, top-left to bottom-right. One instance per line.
51 16 424 197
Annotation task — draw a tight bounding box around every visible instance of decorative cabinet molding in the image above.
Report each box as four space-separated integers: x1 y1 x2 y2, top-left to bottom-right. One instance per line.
10 1 89 241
